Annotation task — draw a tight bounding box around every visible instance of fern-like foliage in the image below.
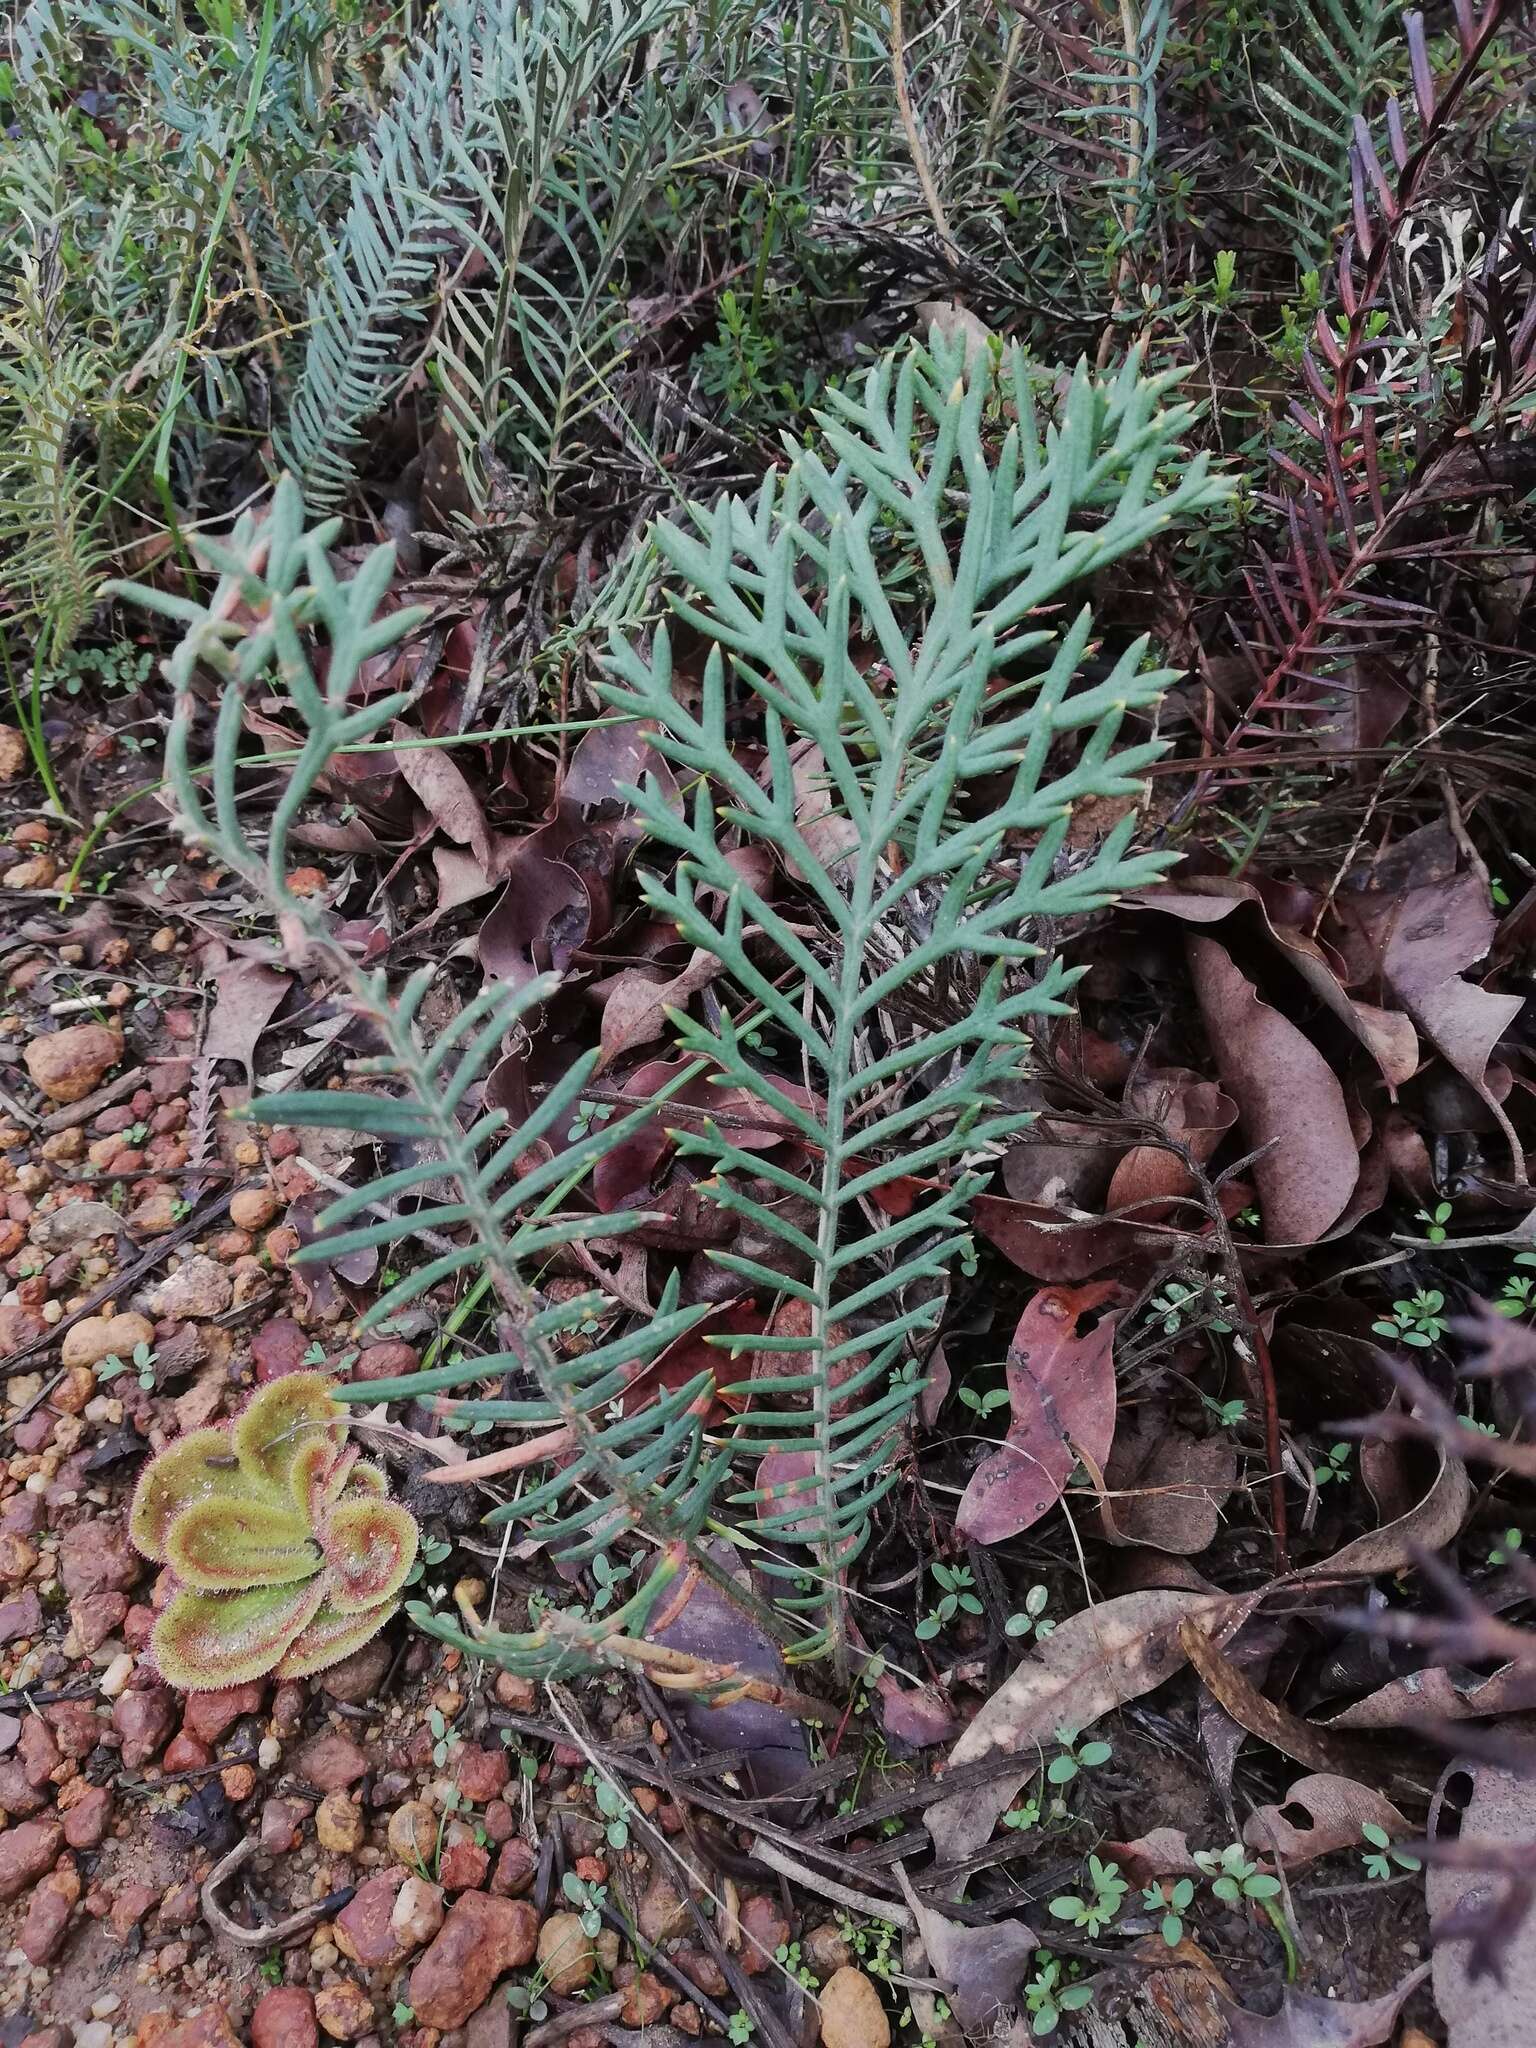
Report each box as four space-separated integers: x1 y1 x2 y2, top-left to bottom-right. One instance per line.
601 330 1227 1675
283 0 672 511
107 333 1224 1686
1257 0 1396 266
105 479 728 1676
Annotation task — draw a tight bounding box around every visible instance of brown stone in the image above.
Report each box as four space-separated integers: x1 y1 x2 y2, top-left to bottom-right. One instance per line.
163 1730 214 1774
60 1781 112 1849
0 1531 37 1582
453 1743 510 1805
18 1711 61 1786
314 1981 373 2043
24 1023 121 1104
71 1589 130 1652
335 1868 414 1970
319 1635 391 1706
180 1680 265 1745
316 1789 364 1855
351 1340 420 1382
112 1682 176 1768
250 1317 308 1383
260 1796 307 1855
45 1700 101 1758
0 1816 63 1901
157 1878 201 1930
537 1911 595 1994
818 1967 891 2048
20 1853 79 1963
387 1799 437 1869
110 1881 158 1938
481 1800 514 1844
251 1988 319 2048
437 1836 488 1892
621 1973 675 2027
739 1892 791 1975
0 1586 42 1645
406 1894 539 2030
297 1728 369 1791
0 1758 48 1814
60 1513 140 1598
489 1838 535 1898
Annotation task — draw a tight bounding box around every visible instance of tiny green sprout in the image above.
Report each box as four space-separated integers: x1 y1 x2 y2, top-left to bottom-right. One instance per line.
1003 1796 1041 1832
1312 1441 1352 1488
1495 1252 1536 1319
1005 1584 1053 1640
1491 875 1510 908
774 1939 818 1991
1212 248 1237 305
1024 1953 1095 2037
958 1383 1009 1420
728 2014 755 2045
1201 1394 1247 1429
98 1339 158 1390
916 1560 984 1640
1048 1856 1127 1935
1415 1200 1454 1243
1488 1528 1523 1567
1193 1843 1280 1906
391 2003 414 2026
561 1869 608 1937
595 1777 630 1849
1235 1206 1262 1229
1361 1821 1421 1880
1143 1876 1194 1947
1149 1277 1233 1336
258 1951 282 1986
1046 1727 1112 1785
1371 1289 1448 1348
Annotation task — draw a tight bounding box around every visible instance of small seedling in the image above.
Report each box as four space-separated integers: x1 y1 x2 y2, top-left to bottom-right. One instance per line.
1023 1953 1095 2037
1361 1821 1421 1880
916 1560 984 1640
1193 1843 1281 1906
1143 1876 1194 1947
1003 1795 1041 1832
1005 1584 1054 1641
595 1778 630 1849
728 2015 755 2045
1201 1394 1247 1428
1149 1277 1233 1336
405 1534 453 1589
1489 1528 1524 1566
1312 1442 1352 1488
1415 1200 1454 1243
561 1869 607 1936
773 1940 818 1991
1371 1289 1448 1347
1495 1252 1536 1318
1047 1727 1112 1785
97 1340 158 1391
958 1383 1009 1421
1048 1856 1127 1935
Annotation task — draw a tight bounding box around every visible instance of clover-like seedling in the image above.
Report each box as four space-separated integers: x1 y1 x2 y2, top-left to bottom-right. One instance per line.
130 1372 419 1690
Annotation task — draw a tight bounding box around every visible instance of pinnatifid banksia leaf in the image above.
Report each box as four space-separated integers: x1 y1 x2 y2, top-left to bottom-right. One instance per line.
132 1373 418 1690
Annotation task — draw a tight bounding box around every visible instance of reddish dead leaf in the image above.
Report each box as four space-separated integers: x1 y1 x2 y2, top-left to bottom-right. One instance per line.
1220 1965 1428 2047
1131 877 1418 1090
479 845 591 992
1101 1413 1236 1555
203 958 293 1079
1105 1828 1204 1884
1187 934 1359 1243
784 739 858 881
955 1283 1122 1546
596 948 722 1070
970 1192 1151 1282
872 1673 958 1749
617 1297 763 1424
1106 1066 1237 1223
1244 1773 1410 1868
1326 1659 1536 1732
591 1058 786 1214
393 722 500 875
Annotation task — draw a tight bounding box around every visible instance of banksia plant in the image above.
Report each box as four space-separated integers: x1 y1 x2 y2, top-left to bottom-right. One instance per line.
130 1373 419 1690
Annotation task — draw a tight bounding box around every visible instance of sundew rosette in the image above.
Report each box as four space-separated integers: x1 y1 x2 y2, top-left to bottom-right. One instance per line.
130 1372 418 1689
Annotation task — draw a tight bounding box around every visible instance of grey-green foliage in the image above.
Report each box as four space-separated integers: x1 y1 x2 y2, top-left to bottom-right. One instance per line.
602 329 1226 1673
282 0 674 512
1257 0 1397 265
106 331 1224 1682
104 479 727 1677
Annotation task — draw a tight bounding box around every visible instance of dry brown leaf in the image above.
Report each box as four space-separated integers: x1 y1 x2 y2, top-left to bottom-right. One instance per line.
204 958 293 1079
394 723 497 872
1244 1772 1410 1867
1300 1447 1471 1581
928 1589 1228 1868
1187 935 1359 1243
1326 1659 1536 1733
897 1872 1035 2034
1428 1756 1536 2047
1220 1965 1428 2047
1101 1414 1237 1555
1179 1618 1418 1788
1106 1066 1238 1221
596 948 721 1071
955 1283 1122 1545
